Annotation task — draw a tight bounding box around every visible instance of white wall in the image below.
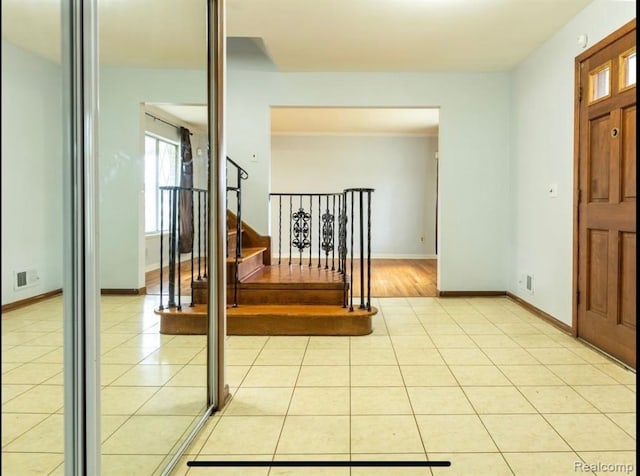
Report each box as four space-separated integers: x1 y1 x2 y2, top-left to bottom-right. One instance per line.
1 41 63 305
228 67 511 292
271 134 439 258
10 4 625 298
99 67 207 289
509 0 636 325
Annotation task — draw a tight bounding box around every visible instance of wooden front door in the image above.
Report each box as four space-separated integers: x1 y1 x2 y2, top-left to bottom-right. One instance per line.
575 19 636 368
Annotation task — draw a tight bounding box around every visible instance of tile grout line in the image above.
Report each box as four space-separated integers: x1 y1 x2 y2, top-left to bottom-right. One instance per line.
437 301 517 475
385 304 434 476
267 336 309 472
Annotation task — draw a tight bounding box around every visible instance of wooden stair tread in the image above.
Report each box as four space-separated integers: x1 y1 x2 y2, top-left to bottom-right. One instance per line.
230 281 344 290
154 304 207 316
155 304 375 317
241 264 344 284
226 247 266 263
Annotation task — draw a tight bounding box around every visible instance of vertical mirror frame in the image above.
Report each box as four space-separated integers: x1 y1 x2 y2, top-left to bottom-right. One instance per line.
208 0 228 411
60 0 226 473
61 0 101 474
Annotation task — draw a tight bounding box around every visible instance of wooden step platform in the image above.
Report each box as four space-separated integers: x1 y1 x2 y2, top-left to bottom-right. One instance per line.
154 303 376 336
157 263 373 335
228 304 376 336
155 305 208 335
228 263 347 305
244 263 345 284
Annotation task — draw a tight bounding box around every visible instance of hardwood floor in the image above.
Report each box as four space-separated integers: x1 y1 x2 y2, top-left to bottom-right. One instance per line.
146 262 202 297
354 259 437 297
146 259 437 297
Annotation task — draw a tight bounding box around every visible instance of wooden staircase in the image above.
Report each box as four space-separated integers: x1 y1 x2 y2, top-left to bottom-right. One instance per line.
155 211 377 336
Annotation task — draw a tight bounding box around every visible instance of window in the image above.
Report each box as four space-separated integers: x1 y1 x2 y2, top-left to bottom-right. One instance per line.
145 133 179 234
620 48 636 90
588 62 611 103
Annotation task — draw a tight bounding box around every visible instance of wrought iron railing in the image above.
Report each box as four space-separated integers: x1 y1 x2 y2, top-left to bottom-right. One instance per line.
269 188 374 312
157 180 372 313
226 156 248 307
156 157 248 310
157 185 208 311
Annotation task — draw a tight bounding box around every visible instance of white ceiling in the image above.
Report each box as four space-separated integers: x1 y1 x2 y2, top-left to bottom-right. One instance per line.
2 0 593 71
271 108 440 136
149 105 440 135
229 0 594 72
2 0 595 133
149 104 209 131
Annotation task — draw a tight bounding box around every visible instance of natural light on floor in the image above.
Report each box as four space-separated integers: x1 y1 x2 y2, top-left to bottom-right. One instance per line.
2 295 636 475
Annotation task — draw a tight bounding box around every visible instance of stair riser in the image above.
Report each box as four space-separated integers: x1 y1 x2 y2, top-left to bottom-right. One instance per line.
227 315 372 336
192 287 208 305
199 285 345 306
159 313 208 335
227 288 344 306
227 253 263 281
228 233 237 255
155 307 376 336
160 314 373 336
227 230 244 257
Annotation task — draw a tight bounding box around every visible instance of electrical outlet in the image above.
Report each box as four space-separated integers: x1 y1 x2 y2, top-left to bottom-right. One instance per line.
251 153 258 162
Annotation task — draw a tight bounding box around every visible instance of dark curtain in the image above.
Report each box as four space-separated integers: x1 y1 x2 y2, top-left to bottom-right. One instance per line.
178 127 194 253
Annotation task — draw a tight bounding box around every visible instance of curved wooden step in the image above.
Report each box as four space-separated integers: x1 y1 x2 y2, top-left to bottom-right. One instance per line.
227 304 376 336
154 304 377 336
154 304 208 335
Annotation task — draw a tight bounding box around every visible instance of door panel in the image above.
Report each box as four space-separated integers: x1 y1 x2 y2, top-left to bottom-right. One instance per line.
588 115 611 202
576 20 636 368
586 229 609 316
621 105 636 201
619 232 636 329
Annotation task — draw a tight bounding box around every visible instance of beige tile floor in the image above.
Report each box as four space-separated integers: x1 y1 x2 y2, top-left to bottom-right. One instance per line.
2 294 207 476
2 295 637 476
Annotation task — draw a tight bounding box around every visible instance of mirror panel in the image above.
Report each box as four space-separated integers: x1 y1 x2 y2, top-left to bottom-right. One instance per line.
1 1 66 473
97 1 210 473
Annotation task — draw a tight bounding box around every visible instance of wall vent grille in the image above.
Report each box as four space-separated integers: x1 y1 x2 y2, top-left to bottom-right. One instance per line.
14 269 39 290
525 274 534 294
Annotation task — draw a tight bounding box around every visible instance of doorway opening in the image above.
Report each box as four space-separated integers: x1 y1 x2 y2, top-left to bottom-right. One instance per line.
270 106 440 297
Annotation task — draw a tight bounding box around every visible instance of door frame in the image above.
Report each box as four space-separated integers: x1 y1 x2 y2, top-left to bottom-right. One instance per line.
572 19 636 342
